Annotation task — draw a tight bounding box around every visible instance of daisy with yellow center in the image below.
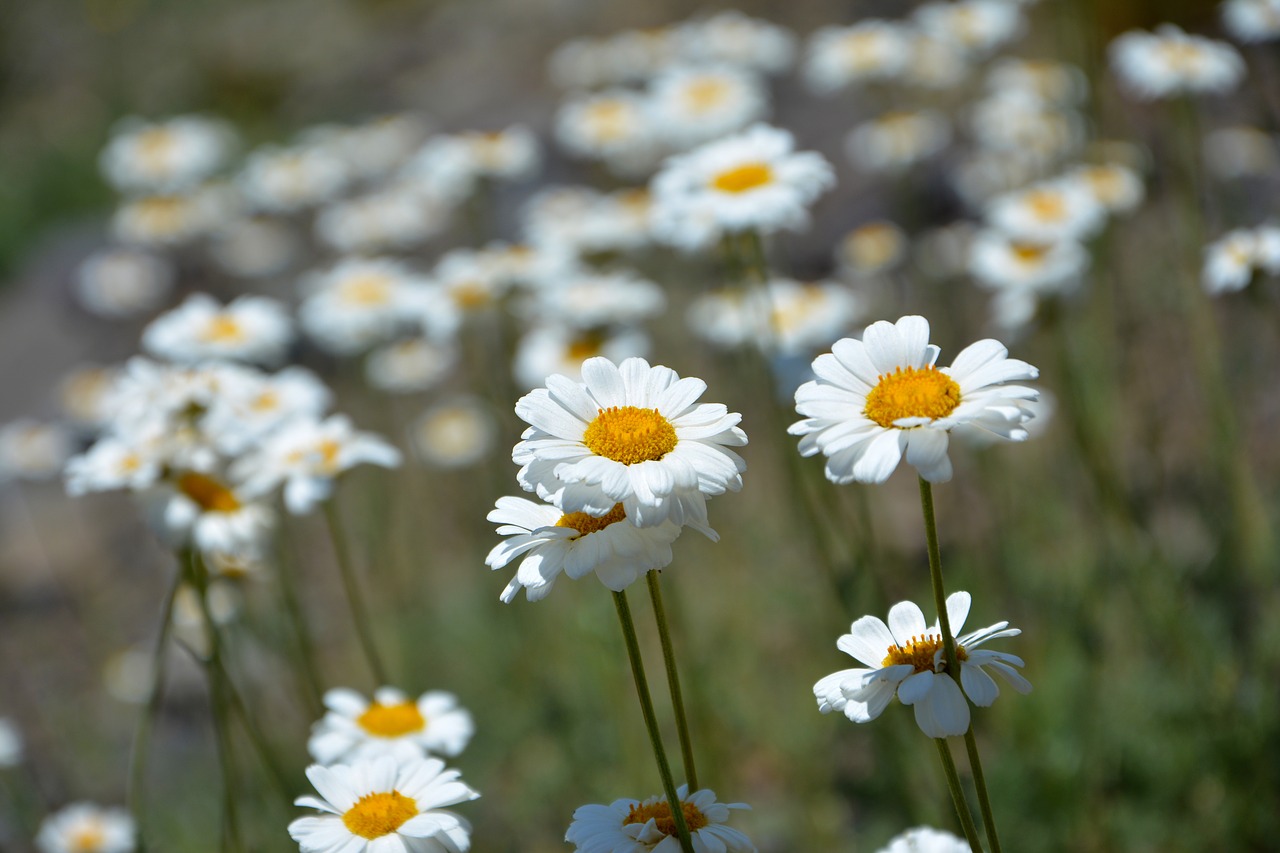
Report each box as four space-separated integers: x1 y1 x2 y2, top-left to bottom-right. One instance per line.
647 64 766 149
1109 25 1244 100
148 469 275 560
814 592 1030 739
967 229 1090 328
985 179 1105 243
290 756 479 853
299 258 426 356
35 802 135 853
566 785 755 853
308 687 474 765
141 293 293 366
791 316 1039 484
99 115 231 193
513 356 746 529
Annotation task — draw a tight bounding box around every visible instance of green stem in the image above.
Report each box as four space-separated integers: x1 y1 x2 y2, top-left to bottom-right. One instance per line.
645 570 698 792
934 738 984 851
274 528 325 717
323 499 390 685
211 655 295 804
964 730 1002 853
612 590 695 853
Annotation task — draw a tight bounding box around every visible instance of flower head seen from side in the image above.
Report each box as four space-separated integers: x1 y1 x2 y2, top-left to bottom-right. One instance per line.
290 756 479 853
513 356 746 528
35 802 135 853
876 826 971 853
790 316 1039 484
814 592 1030 739
485 495 690 602
566 785 756 853
309 687 474 765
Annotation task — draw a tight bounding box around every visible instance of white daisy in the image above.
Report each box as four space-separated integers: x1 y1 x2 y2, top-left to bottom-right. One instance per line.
513 356 747 528
111 188 228 247
315 188 449 254
876 826 970 853
365 337 456 394
1224 0 1280 43
239 142 350 212
838 221 908 278
686 279 862 358
1203 228 1262 294
330 113 430 182
647 64 768 150
967 229 1089 299
309 687 474 765
58 363 120 431
913 0 1025 58
522 187 654 258
298 258 428 356
64 436 164 496
143 472 275 559
675 11 796 75
985 178 1105 243
556 90 661 177
790 316 1039 484
74 248 173 319
141 293 293 366
967 91 1084 165
986 58 1087 105
523 270 666 329
35 802 135 853
289 756 479 853
565 785 755 853
0 420 74 483
410 397 498 470
486 495 690 602
803 22 913 93
845 111 951 174
99 114 233 194
1067 163 1145 215
814 592 1031 739
650 124 835 251
1109 25 1245 100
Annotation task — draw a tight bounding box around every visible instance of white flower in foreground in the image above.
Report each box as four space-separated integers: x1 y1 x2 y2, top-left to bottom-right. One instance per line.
486 496 690 602
790 316 1038 484
513 356 747 528
1109 25 1244 100
1224 0 1280 43
566 785 755 853
309 687 474 765
650 124 835 251
877 826 970 853
36 802 135 853
290 756 478 853
141 293 293 366
814 592 1031 739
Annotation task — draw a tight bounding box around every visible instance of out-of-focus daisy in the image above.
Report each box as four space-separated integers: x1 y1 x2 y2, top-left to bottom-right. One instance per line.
141 293 292 366
903 34 972 90
986 58 1087 105
914 0 1024 58
967 231 1088 328
565 785 755 853
309 687 474 764
417 249 510 339
650 123 835 251
143 471 274 558
290 756 479 853
112 188 228 247
514 325 651 390
647 65 768 150
846 111 951 174
299 258 427 356
556 90 660 176
316 189 449 254
514 356 747 527
460 126 541 182
1067 163 1145 215
59 364 120 431
838 221 908 278
523 187 654 258
1223 0 1280 43
209 216 300 279
814 591 1030 738
1109 25 1245 100
985 179 1105 243
687 279 862 358
803 22 912 93
1201 226 1280 294
239 143 350 213
410 397 497 470
331 113 430 182
234 414 401 515
35 803 135 853
100 115 233 194
0 420 74 483
402 128 540 205
676 11 796 75
967 91 1084 164
876 826 970 853
1204 126 1279 179
790 316 1039 484
365 337 456 394
524 270 666 329
64 436 163 496
74 248 173 319
0 718 22 767
199 365 332 456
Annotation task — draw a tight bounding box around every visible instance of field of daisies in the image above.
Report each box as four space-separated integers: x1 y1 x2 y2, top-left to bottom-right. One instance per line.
2 0 1280 851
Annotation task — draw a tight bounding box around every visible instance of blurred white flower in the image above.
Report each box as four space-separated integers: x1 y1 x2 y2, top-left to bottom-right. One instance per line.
299 258 427 356
316 189 449 254
1204 126 1279 179
58 363 120 431
985 179 1105 243
846 111 951 174
687 279 863 358
513 325 650 391
556 90 661 176
838 221 908 278
1067 163 1145 215
803 22 913 93
675 11 796 75
365 337 456 394
143 472 275 559
876 826 971 853
986 58 1087 105
0 420 74 483
239 143 349 212
75 248 173 319
112 186 231 247
523 270 666 329
1110 25 1245 99
35 803 134 853
100 115 234 194
968 231 1089 328
914 0 1025 57
1202 226 1280 294
309 686 474 765
410 397 497 470
647 64 768 150
1223 0 1280 43
0 718 22 767
141 293 293 366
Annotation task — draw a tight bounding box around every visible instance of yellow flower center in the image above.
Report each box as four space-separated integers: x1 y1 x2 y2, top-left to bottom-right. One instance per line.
451 281 491 310
341 790 418 839
135 195 188 232
555 503 628 537
623 800 710 836
317 438 343 472
1159 41 1205 73
566 330 606 362
585 101 631 141
583 406 678 465
682 78 729 114
136 127 177 168
176 472 242 512
843 31 884 69
200 314 246 343
356 701 427 737
1026 190 1067 222
1009 241 1052 264
341 274 393 306
882 633 968 673
711 162 773 194
863 366 961 428
69 825 106 852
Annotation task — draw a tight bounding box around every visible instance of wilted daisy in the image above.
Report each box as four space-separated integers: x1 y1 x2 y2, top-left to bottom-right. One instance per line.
74 248 173 319
647 64 768 150
790 316 1039 484
513 356 747 527
0 420 74 483
141 293 293 366
566 785 755 853
914 0 1024 58
650 124 835 251
309 687 474 764
410 397 498 470
1109 25 1245 99
1224 0 1280 43
877 826 970 853
845 111 951 174
290 756 479 853
514 325 651 390
985 179 1105 243
814 592 1030 738
802 22 912 93
35 802 135 853
299 258 427 356
99 114 233 194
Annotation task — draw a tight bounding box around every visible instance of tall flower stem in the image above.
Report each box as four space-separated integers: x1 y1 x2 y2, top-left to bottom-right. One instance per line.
274 527 325 717
919 478 1001 853
612 590 696 853
933 738 983 851
323 499 390 685
645 570 698 792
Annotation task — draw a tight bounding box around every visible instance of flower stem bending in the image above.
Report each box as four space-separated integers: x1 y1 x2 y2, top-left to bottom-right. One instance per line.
646 570 698 792
612 590 696 853
323 499 390 685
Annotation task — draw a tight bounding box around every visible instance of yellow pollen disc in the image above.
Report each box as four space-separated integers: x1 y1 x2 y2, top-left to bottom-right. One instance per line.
585 101 630 141
711 162 774 194
341 274 393 306
623 800 710 836
251 391 280 412
863 366 961 428
137 196 186 230
881 633 969 673
583 406 678 465
566 331 606 362
1009 241 1052 263
356 701 427 737
451 281 491 309
317 438 343 472
555 503 627 537
69 825 106 852
683 78 729 114
200 314 246 343
341 790 418 839
1026 191 1067 222
176 472 242 513
137 128 177 167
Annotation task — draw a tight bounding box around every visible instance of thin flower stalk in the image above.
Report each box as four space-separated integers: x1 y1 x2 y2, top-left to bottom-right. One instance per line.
323 498 390 685
934 737 984 851
646 569 698 792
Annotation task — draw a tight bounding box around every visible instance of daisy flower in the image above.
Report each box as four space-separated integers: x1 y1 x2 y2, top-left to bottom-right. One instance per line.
35 802 135 853
99 114 233 194
1109 25 1245 100
838 221 908 278
0 420 74 483
485 495 691 601
1224 0 1280 43
876 826 970 853
411 397 498 470
986 58 1087 105
513 356 747 528
59 363 120 431
315 188 448 254
565 785 755 853
914 0 1025 58
513 324 650 391
1067 163 1145 215
141 293 293 366
1201 227 1280 294
112 188 228 247
675 11 796 75
967 230 1088 302
309 687 474 764
647 64 768 150
523 270 666 330
845 110 951 174
298 258 427 356
143 471 275 559
790 316 1039 484
814 591 1031 739
984 179 1105 243
365 337 456 394
803 21 913 93
650 124 835 251
74 248 173 319
239 142 350 213
290 756 479 853
555 90 660 176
